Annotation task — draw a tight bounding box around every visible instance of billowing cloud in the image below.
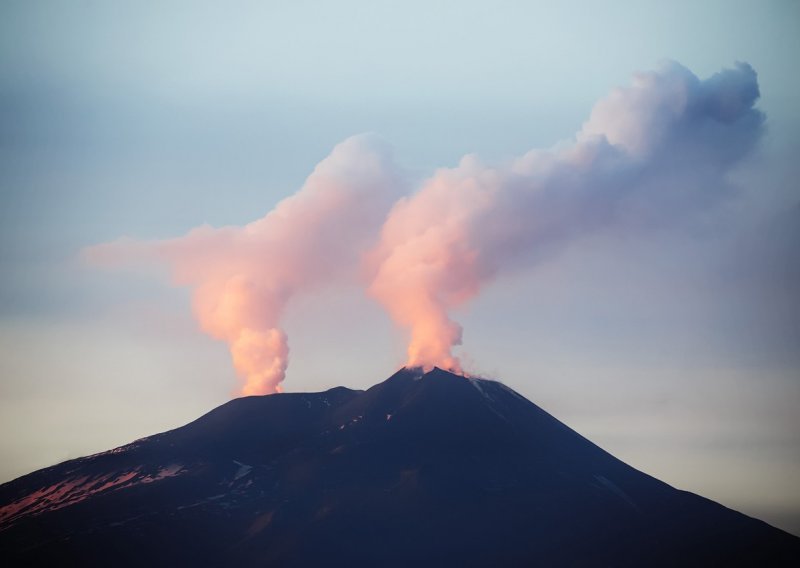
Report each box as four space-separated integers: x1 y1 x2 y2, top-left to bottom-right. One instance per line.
366 62 764 372
87 135 403 394
89 62 765 390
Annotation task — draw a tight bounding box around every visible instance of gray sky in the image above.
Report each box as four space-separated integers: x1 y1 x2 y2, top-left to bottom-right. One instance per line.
1 0 798 535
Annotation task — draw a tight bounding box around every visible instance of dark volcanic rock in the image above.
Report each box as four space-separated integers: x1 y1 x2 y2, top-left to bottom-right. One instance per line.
1 367 798 566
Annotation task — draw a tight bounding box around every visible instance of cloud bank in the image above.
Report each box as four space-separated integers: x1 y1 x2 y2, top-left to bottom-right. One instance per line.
88 61 764 393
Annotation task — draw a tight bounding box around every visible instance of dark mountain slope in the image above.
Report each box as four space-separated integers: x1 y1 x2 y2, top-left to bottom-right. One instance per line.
1 367 798 566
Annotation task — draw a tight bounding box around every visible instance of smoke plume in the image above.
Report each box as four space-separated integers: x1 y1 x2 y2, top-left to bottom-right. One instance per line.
366 61 763 372
87 135 403 394
88 62 764 390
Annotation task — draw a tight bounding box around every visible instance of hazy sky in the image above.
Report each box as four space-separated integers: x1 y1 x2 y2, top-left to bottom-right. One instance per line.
1 1 798 535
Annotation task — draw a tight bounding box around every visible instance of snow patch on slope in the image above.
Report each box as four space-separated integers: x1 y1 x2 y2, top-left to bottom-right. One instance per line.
0 465 187 527
233 461 253 480
594 475 639 511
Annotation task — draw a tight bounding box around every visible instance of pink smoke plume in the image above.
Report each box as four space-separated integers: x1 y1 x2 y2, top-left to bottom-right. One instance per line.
88 62 763 389
87 135 402 394
366 62 763 372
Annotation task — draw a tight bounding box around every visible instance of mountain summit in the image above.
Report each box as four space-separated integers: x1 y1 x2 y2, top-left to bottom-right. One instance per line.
1 368 798 566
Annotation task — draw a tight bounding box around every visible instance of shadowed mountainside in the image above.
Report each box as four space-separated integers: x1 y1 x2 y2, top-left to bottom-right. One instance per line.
1 367 798 566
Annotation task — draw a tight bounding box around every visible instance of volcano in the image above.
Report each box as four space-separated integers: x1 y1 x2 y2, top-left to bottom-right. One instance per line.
1 367 797 566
